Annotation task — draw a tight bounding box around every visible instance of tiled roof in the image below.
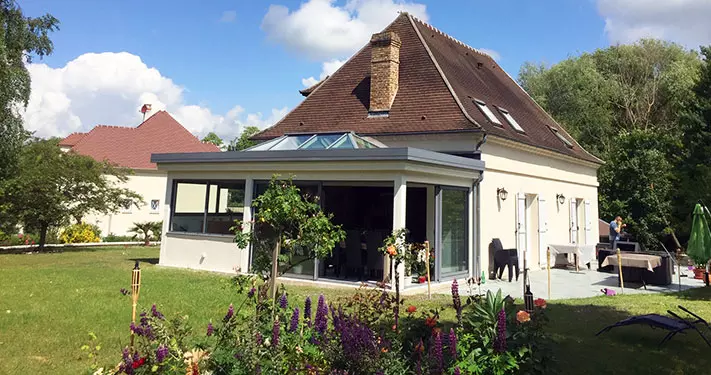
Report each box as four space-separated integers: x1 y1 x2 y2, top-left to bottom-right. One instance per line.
58 132 86 146
255 13 601 164
60 111 219 169
299 78 327 97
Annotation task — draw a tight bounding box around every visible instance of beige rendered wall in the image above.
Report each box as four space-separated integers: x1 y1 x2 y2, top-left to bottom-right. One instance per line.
478 140 600 274
160 232 243 274
84 170 167 237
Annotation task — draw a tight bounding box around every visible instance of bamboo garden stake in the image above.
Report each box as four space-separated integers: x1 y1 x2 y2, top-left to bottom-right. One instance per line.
546 247 551 300
616 248 624 293
424 240 431 300
130 261 142 347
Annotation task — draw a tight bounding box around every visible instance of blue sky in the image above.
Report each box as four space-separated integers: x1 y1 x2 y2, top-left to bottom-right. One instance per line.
19 0 710 139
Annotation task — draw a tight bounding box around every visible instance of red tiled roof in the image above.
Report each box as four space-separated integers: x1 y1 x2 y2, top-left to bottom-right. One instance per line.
61 111 219 169
58 132 86 146
255 13 601 164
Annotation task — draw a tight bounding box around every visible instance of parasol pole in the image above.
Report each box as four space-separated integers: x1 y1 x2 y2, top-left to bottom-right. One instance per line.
425 241 431 300
130 261 141 348
547 247 551 300
616 248 624 293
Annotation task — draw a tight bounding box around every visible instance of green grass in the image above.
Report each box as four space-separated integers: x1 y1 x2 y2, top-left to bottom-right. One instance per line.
0 247 709 374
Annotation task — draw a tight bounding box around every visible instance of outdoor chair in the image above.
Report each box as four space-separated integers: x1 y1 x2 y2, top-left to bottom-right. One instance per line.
596 305 711 347
491 238 519 282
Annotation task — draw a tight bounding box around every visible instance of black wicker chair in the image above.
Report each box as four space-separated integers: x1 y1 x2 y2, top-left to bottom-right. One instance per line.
490 238 519 282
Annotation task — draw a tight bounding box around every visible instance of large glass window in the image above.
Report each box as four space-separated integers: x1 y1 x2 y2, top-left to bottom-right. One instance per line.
170 180 245 235
439 188 468 276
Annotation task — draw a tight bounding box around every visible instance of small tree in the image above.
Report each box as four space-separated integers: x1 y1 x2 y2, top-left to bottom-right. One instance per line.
201 132 224 148
234 176 345 301
129 221 163 246
0 139 142 249
379 228 410 330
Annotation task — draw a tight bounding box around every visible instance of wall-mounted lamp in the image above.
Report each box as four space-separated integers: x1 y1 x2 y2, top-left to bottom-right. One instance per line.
556 194 566 205
497 187 509 201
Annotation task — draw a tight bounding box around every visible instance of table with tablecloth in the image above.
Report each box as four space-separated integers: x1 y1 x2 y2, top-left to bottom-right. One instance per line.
548 244 597 270
601 253 662 272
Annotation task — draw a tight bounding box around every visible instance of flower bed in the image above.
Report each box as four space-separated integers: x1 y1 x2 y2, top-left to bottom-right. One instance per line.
87 277 553 375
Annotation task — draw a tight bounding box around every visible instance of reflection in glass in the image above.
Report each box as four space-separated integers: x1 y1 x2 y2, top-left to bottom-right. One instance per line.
440 189 467 276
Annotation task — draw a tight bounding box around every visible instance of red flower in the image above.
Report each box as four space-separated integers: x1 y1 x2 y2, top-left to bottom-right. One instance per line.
18 234 23 239
24 239 29 245
425 316 437 328
132 357 146 369
418 276 426 283
534 298 547 309
406 305 417 313
31 241 35 245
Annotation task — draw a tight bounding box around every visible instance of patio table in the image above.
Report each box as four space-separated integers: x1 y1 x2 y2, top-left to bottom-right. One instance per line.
548 244 596 272
601 253 662 290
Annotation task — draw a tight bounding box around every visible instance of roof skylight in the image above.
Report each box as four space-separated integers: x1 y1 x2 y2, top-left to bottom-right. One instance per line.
244 132 381 151
474 99 502 125
550 127 574 148
497 107 524 133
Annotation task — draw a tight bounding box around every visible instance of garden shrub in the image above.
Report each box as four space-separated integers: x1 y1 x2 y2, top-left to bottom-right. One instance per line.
60 222 102 244
103 233 135 243
1 229 60 246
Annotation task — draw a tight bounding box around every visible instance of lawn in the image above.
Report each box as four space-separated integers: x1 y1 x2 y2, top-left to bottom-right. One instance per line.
0 247 709 374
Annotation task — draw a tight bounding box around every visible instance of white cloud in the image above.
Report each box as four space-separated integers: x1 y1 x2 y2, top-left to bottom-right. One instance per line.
219 10 237 23
23 52 287 140
598 0 711 47
301 58 345 87
478 48 501 61
262 0 428 60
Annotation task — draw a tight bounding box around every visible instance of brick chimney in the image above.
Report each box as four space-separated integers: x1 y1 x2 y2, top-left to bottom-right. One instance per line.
369 31 401 114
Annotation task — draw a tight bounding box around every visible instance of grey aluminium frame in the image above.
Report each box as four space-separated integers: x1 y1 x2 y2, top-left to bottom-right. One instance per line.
434 184 471 281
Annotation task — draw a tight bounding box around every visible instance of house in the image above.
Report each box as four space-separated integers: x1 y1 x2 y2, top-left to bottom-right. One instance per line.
151 13 602 288
59 110 220 237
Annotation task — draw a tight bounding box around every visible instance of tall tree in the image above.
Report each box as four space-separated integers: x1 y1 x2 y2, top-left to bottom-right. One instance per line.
228 126 261 151
0 1 59 180
519 39 702 248
201 132 223 148
1 139 142 249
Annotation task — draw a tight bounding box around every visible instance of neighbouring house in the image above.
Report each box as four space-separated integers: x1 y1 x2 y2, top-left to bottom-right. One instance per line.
152 13 602 289
59 110 220 237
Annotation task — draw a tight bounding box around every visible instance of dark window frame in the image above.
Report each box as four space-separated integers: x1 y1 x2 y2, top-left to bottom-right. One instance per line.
169 179 247 235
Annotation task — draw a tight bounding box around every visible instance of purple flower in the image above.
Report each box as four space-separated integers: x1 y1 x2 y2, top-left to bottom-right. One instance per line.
224 303 234 323
272 319 280 348
247 287 256 298
304 296 312 326
449 328 457 360
156 344 168 363
315 295 328 334
151 304 164 320
255 331 263 346
452 279 462 326
207 322 214 336
120 288 129 296
279 292 288 309
494 308 507 353
431 330 443 374
332 309 378 364
120 347 134 374
453 367 461 375
289 308 300 333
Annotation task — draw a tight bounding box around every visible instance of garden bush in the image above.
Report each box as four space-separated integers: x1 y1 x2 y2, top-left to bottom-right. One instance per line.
0 230 60 246
60 222 102 244
85 277 553 375
103 233 136 243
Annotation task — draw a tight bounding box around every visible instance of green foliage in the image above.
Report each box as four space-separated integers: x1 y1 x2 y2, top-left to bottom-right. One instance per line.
519 39 704 248
0 139 142 249
60 222 102 244
128 221 163 245
227 126 261 151
233 175 345 297
102 233 135 243
0 1 59 180
201 132 223 148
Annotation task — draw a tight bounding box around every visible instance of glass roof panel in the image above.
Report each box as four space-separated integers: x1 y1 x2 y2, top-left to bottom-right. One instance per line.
353 135 377 149
270 134 314 150
329 134 355 149
246 137 284 151
299 134 344 149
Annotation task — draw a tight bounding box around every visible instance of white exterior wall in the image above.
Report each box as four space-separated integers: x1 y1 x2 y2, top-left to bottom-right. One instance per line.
84 170 167 237
478 140 600 273
160 232 243 274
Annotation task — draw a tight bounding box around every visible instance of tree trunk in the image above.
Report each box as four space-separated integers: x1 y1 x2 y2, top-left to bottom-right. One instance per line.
144 235 150 247
38 222 48 251
394 257 400 331
270 238 281 301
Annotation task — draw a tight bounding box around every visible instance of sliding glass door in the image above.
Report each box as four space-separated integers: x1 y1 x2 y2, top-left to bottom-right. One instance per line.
435 186 469 280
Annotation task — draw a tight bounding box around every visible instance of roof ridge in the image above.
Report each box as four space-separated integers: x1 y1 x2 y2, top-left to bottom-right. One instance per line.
94 124 136 130
409 14 494 60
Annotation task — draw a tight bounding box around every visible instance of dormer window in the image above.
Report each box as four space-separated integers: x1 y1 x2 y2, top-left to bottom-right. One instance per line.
550 127 574 148
474 99 502 125
497 107 524 133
